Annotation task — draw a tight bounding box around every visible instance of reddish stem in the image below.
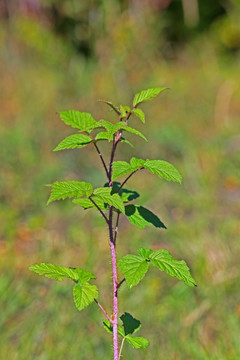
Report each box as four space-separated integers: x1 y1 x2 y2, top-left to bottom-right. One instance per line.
108 138 119 360
94 298 113 324
109 230 119 360
93 142 110 180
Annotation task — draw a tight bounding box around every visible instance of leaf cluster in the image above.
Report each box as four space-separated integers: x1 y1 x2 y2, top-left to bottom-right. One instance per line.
118 248 196 288
29 263 98 311
103 312 150 349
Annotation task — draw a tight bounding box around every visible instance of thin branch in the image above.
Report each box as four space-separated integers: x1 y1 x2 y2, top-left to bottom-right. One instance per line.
94 299 113 324
89 197 109 224
117 169 139 193
117 278 126 292
125 108 134 125
113 212 120 245
93 142 109 180
118 337 125 359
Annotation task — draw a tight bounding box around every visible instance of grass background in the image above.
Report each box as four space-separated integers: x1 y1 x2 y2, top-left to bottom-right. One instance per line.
1 1 240 359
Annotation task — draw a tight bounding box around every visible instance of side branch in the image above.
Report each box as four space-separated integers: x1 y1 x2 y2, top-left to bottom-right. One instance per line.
94 299 113 324
116 278 126 295
118 337 125 359
89 197 109 224
93 142 109 180
117 169 140 193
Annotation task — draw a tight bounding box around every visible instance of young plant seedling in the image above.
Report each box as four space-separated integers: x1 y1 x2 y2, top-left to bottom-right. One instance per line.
30 87 196 359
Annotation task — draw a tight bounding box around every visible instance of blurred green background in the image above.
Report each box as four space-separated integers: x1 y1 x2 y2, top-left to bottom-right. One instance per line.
1 0 240 359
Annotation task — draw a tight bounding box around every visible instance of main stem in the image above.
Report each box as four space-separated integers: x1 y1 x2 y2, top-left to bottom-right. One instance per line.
109 216 118 360
109 140 119 360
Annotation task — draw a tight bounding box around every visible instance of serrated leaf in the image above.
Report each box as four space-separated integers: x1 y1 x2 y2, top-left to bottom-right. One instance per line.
95 131 113 142
133 87 167 107
97 119 113 132
132 108 145 123
59 111 97 132
73 282 98 311
93 187 125 213
103 320 125 337
119 189 139 203
112 158 145 181
120 137 134 148
47 181 93 205
120 313 141 335
29 263 96 282
125 205 166 229
118 255 149 288
73 197 106 210
111 182 140 203
112 161 132 180
96 121 147 141
120 105 128 117
144 160 182 183
130 157 146 170
103 320 149 349
122 105 131 112
125 335 150 349
103 320 113 334
149 249 196 287
137 248 153 260
53 134 92 151
95 120 121 138
122 125 148 142
98 100 121 115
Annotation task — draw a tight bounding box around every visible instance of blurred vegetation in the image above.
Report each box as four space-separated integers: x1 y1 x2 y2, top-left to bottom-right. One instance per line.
0 0 240 359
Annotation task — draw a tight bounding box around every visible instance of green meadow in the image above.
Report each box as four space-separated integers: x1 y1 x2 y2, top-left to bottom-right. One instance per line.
1 2 240 359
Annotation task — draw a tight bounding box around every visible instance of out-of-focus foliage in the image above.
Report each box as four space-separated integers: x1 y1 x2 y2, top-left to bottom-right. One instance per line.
1 0 240 359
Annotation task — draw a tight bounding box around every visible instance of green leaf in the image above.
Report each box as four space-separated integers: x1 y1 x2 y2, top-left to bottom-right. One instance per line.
112 161 132 180
122 125 148 142
112 157 181 184
144 160 182 183
125 205 166 229
149 249 197 287
132 108 145 123
103 320 125 337
98 100 121 115
130 157 146 170
120 137 134 148
96 121 147 141
118 255 149 288
133 87 167 107
120 105 128 117
93 187 125 213
95 131 112 142
111 182 140 203
47 181 93 205
95 121 121 138
122 105 131 112
59 111 97 132
125 335 150 349
103 320 149 350
112 158 145 181
103 320 113 334
96 119 113 132
29 263 96 282
120 313 141 335
137 248 153 260
73 197 106 210
73 282 98 311
53 134 92 151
